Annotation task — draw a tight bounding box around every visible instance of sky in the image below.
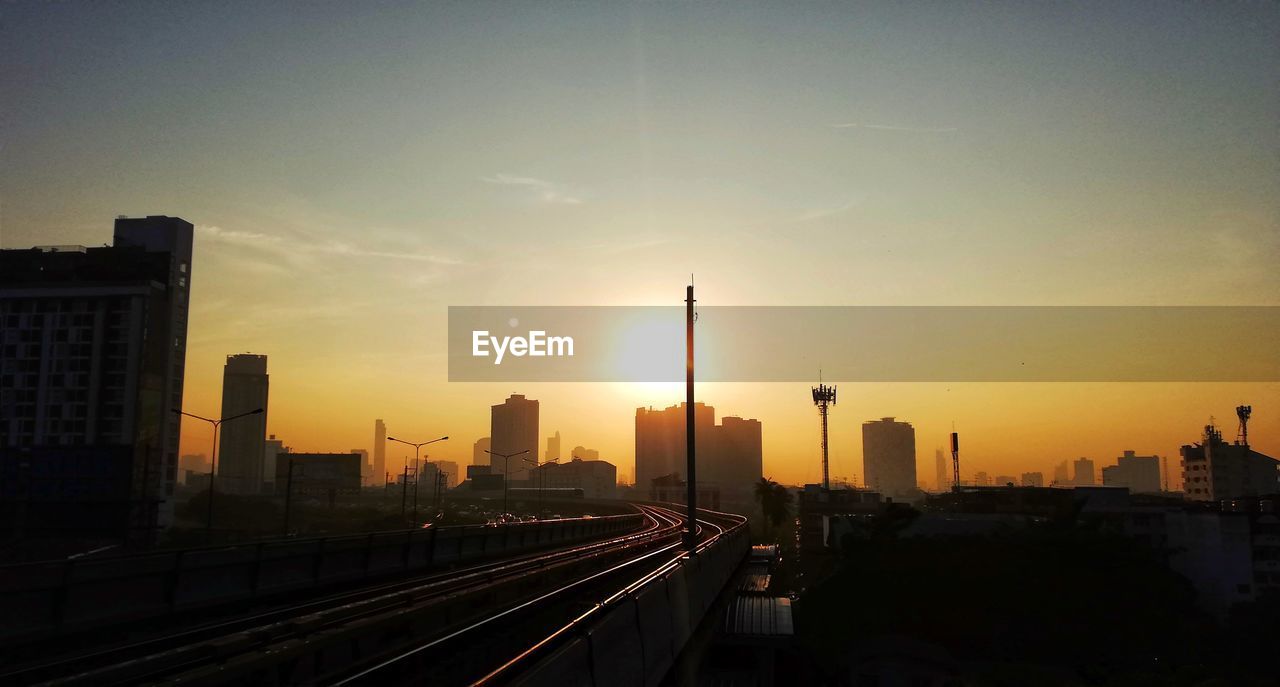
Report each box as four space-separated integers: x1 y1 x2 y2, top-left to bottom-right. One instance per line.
3 2 1277 488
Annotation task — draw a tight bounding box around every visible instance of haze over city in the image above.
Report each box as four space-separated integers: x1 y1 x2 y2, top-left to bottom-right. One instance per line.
3 2 1277 485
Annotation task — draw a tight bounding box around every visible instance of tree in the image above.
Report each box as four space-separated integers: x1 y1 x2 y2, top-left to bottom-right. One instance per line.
755 477 793 536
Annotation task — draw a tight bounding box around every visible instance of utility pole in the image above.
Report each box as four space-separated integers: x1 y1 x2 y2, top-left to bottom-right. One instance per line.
950 431 960 489
282 457 296 536
685 281 697 554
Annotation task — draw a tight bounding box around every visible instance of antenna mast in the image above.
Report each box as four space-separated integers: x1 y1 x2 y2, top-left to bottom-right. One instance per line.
950 431 960 489
811 377 837 490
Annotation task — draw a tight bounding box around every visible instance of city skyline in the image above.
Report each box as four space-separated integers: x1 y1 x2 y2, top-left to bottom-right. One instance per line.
3 3 1277 487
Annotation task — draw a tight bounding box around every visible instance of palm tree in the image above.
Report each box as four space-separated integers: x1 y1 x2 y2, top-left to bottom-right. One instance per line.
755 477 777 534
754 477 793 537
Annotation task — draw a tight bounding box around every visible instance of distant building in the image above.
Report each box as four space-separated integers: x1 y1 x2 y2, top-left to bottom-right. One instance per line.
861 418 917 499
935 448 948 492
0 215 193 542
180 454 209 484
650 472 721 511
1101 451 1161 494
373 419 386 486
1072 457 1095 486
473 436 491 465
1020 471 1045 487
571 445 599 461
1052 460 1071 486
634 402 762 503
972 471 991 487
218 354 268 495
491 394 538 481
531 458 617 499
1181 423 1279 501
275 452 361 500
546 431 560 462
435 459 459 488
350 448 370 486
263 435 285 492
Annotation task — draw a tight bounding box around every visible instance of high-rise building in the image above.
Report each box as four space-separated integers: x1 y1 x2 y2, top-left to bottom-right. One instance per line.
546 431 561 462
1021 471 1045 487
973 471 991 486
0 215 193 543
1101 450 1161 493
861 417 917 498
571 445 600 461
491 394 538 480
263 435 285 492
219 354 269 494
935 448 948 492
1052 460 1071 485
473 437 491 465
373 419 386 486
634 402 762 502
1072 457 1095 486
350 449 370 486
1181 423 1279 501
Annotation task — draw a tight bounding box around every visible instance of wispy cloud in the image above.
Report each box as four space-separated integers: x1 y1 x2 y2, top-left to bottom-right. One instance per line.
793 198 863 223
832 122 958 133
482 173 584 205
196 225 461 265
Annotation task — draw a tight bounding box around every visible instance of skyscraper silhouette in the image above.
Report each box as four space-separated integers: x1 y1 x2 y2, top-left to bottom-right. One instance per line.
862 417 917 498
490 394 538 480
219 354 269 494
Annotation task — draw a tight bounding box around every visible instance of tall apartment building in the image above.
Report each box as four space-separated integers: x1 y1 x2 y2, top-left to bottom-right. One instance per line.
1073 457 1096 486
491 394 538 480
218 354 269 494
546 431 561 462
634 402 763 502
0 216 193 543
373 419 386 486
473 437 490 465
862 417 917 498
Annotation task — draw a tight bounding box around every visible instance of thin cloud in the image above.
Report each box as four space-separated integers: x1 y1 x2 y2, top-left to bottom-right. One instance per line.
197 225 461 265
482 173 584 205
832 122 958 133
793 198 863 223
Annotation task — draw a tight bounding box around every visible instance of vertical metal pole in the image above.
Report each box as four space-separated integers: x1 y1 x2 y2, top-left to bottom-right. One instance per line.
820 404 830 490
412 448 420 526
685 283 697 553
503 455 510 520
400 464 409 520
950 432 960 489
206 420 219 535
282 458 294 535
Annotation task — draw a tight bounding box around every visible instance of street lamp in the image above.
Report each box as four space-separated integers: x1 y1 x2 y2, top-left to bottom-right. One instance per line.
387 435 448 526
484 448 530 523
173 407 264 535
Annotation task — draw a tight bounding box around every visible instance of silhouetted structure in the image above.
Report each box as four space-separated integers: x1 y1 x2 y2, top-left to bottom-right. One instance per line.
0 215 193 545
219 354 269 494
635 402 762 503
811 383 837 489
1020 471 1044 487
472 436 490 465
570 445 599 461
490 394 538 481
1102 451 1161 493
372 419 386 487
862 417 917 498
1073 457 1096 486
530 457 617 499
275 452 361 500
935 448 947 492
545 430 560 462
1181 422 1279 501
650 472 720 510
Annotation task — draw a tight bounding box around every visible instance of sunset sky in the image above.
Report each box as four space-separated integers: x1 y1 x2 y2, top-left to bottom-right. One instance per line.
3 2 1277 487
